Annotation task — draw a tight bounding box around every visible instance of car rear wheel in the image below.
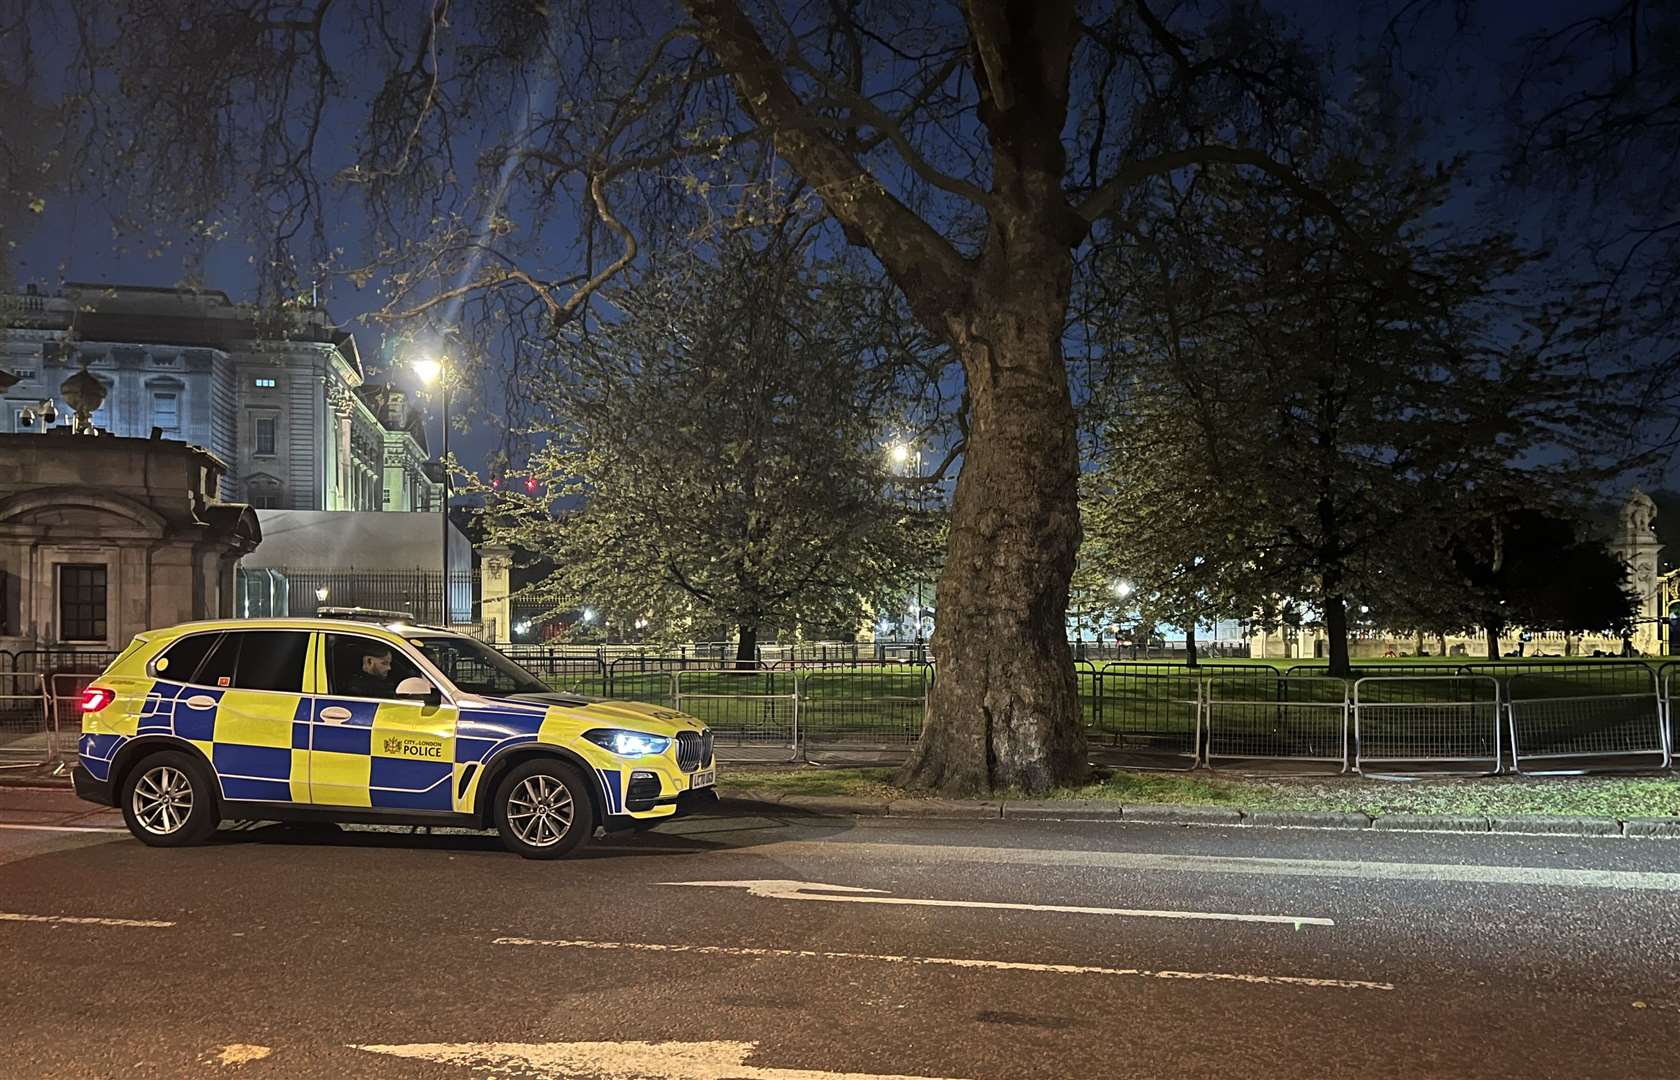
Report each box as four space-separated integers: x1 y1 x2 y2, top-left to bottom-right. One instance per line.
493 760 595 859
119 751 220 847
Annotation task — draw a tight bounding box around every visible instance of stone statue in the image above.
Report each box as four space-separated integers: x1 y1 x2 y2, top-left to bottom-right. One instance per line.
1622 487 1657 539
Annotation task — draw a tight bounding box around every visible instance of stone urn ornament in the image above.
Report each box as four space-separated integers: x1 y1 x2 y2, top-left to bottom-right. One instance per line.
59 359 107 434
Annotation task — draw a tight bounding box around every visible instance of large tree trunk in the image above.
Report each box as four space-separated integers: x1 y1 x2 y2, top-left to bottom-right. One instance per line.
1184 618 1200 669
898 287 1087 795
1323 593 1351 676
1485 622 1503 660
735 623 758 669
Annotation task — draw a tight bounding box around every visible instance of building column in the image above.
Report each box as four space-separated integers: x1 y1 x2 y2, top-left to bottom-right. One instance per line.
480 546 511 644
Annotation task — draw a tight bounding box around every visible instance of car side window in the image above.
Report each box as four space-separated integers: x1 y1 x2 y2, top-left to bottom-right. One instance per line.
195 633 243 688
324 634 430 701
152 633 222 682
230 631 310 693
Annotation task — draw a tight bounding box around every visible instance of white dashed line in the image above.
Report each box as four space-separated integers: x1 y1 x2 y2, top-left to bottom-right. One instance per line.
492 936 1394 992
0 823 127 834
0 912 175 928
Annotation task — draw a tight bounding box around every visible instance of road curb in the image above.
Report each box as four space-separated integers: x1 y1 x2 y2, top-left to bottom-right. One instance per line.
714 787 1675 837
1485 814 1623 837
1241 809 1373 830
1372 813 1492 833
1118 804 1243 825
1621 817 1680 837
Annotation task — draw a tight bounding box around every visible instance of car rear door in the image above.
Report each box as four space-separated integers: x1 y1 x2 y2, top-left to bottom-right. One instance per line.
306 632 458 811
179 630 312 804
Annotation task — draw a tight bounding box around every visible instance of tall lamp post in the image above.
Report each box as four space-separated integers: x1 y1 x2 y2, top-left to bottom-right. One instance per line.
889 442 926 649
413 355 449 623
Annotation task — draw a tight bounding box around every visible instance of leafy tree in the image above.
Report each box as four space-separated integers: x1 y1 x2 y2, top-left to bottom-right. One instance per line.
479 234 927 664
1081 129 1620 675
21 1 1385 793
1449 509 1638 659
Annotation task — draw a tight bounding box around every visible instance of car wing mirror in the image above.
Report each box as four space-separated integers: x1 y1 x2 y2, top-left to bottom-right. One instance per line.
395 676 442 707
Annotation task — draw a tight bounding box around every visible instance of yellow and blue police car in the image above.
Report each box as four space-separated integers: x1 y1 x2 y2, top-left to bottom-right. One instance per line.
71 611 716 858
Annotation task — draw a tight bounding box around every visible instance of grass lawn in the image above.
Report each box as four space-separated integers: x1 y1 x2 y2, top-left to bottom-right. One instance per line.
720 764 1680 819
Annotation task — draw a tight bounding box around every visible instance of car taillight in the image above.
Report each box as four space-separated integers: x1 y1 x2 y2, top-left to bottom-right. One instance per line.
79 687 116 713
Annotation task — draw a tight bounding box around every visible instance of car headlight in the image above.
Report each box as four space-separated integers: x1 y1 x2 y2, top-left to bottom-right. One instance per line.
583 729 671 758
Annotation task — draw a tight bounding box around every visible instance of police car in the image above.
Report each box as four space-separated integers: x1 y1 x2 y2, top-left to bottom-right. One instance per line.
71 611 717 858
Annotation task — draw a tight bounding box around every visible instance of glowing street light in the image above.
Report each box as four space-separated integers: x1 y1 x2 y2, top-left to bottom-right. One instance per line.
582 608 597 624
1112 580 1133 599
411 351 451 620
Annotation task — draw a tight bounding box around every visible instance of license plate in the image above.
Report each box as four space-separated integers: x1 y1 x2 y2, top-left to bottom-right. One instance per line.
690 768 716 789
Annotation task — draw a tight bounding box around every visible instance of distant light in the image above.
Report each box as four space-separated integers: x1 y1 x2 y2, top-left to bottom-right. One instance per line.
1112 580 1133 599
525 477 539 493
1359 605 1370 615
514 620 531 634
889 443 911 466
582 609 596 623
634 618 648 630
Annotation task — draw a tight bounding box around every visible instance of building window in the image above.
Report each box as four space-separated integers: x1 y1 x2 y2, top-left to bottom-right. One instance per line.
58 565 108 642
254 415 276 456
151 392 180 436
254 377 277 388
248 475 283 509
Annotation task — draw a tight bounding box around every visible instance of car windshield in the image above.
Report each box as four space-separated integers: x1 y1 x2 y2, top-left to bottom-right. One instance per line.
406 636 551 697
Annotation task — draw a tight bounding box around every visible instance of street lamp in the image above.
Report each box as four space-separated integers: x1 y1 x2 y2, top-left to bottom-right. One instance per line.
889 442 928 646
412 354 449 623
314 586 330 604
1112 580 1133 599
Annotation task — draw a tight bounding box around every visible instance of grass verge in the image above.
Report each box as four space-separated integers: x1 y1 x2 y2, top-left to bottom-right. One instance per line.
722 764 1680 818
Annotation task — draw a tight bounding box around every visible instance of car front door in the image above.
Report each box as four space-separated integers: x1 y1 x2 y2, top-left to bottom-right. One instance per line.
306 632 457 811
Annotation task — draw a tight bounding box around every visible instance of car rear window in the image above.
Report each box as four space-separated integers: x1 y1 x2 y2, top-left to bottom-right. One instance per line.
153 633 222 682
157 630 309 692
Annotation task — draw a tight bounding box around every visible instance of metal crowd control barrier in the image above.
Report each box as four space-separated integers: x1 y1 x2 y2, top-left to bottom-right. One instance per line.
1205 675 1349 772
48 672 96 768
1087 671 1201 770
1662 664 1679 762
0 673 50 769
799 667 928 764
1506 667 1668 772
1353 677 1500 774
673 669 799 762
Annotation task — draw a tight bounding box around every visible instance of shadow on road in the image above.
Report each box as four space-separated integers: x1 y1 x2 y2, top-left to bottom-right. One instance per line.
205 798 852 857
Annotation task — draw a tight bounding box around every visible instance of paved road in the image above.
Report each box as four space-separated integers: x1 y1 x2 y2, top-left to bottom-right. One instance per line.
1 785 1678 1079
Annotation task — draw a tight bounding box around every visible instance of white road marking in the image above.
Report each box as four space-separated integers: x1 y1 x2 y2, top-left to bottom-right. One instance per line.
730 841 1680 892
355 1039 973 1079
660 878 1333 927
0 823 126 834
492 936 1393 992
0 911 174 928
207 1044 272 1067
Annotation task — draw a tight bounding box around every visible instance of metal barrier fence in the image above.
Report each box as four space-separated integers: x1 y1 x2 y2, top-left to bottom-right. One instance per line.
0 673 49 769
1506 667 1668 772
48 673 94 766
800 668 927 763
1353 677 1501 773
1204 675 1349 772
1086 672 1201 769
673 669 800 761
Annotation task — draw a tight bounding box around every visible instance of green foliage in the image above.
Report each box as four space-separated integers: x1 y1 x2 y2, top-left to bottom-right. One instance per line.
480 234 935 647
1081 121 1623 670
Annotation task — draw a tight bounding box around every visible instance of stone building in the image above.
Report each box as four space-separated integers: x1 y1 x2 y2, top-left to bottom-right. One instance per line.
0 432 260 651
0 283 440 513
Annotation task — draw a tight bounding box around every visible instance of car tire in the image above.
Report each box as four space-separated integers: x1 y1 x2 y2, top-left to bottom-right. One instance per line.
119 750 220 847
492 759 596 859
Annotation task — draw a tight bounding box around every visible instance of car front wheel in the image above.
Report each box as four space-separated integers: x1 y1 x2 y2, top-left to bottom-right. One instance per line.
492 760 596 859
119 751 220 847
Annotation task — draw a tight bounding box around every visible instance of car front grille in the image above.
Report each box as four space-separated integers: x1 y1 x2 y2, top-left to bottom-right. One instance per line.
676 730 713 771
